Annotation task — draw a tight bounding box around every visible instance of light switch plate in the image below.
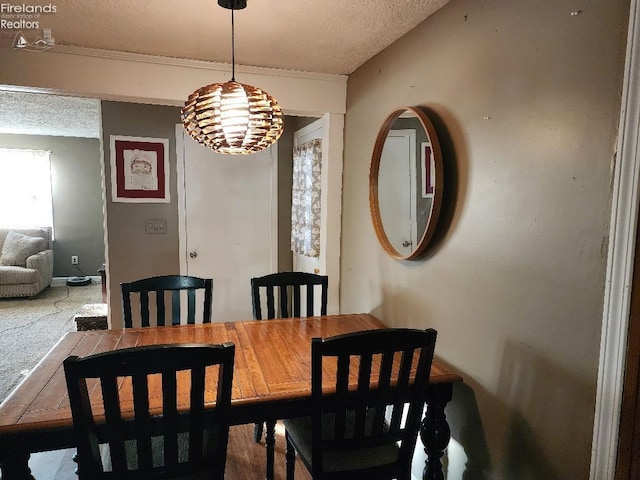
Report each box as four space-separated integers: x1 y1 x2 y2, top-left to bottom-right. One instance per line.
145 218 167 234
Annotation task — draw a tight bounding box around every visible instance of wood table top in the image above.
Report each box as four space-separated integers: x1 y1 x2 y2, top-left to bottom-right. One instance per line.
0 313 462 437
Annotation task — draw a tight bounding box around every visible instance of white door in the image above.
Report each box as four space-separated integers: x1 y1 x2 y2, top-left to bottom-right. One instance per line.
293 119 323 274
378 129 417 256
290 114 343 315
177 127 277 322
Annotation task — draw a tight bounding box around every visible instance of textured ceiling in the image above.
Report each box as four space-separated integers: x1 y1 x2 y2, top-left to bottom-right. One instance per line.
0 91 100 138
1 0 449 75
0 1 451 137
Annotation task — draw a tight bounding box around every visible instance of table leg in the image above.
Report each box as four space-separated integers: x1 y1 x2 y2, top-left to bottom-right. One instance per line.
421 383 454 480
285 431 296 480
0 449 35 480
265 419 276 480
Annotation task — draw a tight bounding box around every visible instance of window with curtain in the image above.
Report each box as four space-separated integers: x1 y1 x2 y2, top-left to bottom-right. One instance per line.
0 148 54 229
291 139 322 257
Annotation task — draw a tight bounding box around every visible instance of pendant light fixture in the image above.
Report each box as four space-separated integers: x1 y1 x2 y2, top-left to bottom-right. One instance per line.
181 0 283 155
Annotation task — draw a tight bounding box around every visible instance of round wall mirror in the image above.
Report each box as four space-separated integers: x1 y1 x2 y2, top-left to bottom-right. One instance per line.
369 106 443 260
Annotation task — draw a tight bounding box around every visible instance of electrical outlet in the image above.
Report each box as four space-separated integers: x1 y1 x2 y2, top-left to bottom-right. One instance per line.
71 255 78 265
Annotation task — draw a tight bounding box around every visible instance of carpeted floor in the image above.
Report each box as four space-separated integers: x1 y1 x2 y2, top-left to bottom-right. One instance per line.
0 281 103 402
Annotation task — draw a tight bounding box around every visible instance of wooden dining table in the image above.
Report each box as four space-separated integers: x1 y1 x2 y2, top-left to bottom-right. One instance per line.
0 313 462 480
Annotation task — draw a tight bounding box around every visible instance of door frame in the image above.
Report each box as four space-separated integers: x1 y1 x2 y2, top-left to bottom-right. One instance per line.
292 118 323 276
318 113 344 315
175 112 344 316
590 0 640 477
292 113 344 315
175 124 279 277
288 113 344 315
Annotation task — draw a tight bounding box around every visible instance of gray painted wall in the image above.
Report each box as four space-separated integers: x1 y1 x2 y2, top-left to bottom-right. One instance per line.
101 101 182 329
277 120 294 273
101 103 304 327
0 133 104 277
341 0 628 478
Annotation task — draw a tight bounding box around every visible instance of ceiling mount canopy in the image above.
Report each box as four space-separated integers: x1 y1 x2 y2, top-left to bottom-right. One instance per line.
181 0 283 155
217 0 246 9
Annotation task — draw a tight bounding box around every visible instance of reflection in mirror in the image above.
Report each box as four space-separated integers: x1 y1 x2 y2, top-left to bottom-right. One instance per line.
370 107 443 260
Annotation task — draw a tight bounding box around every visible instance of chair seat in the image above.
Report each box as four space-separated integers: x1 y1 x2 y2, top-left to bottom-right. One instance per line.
100 432 218 479
283 328 437 480
64 343 234 479
284 413 399 473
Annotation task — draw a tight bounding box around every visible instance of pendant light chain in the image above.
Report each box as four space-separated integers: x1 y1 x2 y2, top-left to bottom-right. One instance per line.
231 4 236 81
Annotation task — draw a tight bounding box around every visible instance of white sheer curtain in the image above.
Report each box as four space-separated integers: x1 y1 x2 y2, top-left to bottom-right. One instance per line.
291 139 322 257
0 148 53 229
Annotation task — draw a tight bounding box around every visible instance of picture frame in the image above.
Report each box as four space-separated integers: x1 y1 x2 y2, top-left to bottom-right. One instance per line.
421 141 435 198
110 135 170 203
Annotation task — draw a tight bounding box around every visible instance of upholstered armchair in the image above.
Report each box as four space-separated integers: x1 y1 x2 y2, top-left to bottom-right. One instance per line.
0 227 53 298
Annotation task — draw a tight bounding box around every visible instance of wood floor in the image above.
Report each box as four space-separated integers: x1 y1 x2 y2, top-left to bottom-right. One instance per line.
25 422 312 480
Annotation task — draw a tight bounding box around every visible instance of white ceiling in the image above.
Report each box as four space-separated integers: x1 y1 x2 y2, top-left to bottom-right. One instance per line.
1 0 449 75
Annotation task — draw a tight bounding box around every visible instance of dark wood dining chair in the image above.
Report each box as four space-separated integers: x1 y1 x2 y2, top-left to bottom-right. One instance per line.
63 343 235 479
121 275 213 328
250 271 329 477
251 271 328 320
283 328 437 480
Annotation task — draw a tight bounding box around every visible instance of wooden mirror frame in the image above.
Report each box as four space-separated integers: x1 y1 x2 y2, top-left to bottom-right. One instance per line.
369 106 444 260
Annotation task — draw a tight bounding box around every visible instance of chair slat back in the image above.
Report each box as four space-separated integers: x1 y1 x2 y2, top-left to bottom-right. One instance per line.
121 275 213 328
64 343 234 479
310 328 437 478
251 272 328 320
